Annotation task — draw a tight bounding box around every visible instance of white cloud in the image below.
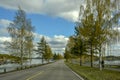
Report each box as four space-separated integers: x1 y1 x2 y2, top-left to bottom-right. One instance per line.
0 19 12 53
0 33 68 54
0 19 12 27
47 35 68 53
59 11 79 22
0 0 83 22
0 19 12 36
0 37 11 53
34 33 68 53
0 18 68 54
0 37 11 42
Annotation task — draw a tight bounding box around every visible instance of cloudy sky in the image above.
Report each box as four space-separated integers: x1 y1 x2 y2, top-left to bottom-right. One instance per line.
0 0 83 54
0 0 120 56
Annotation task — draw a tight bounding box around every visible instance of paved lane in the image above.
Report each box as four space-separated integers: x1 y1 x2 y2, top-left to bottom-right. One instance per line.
0 60 83 80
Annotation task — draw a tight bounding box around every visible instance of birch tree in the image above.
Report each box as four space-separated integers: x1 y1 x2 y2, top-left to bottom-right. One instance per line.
77 0 120 68
7 8 34 67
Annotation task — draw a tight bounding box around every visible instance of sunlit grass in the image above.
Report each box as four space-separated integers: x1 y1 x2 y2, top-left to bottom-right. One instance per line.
66 62 120 80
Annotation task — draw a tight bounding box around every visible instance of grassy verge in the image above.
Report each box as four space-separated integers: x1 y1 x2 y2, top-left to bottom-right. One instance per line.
65 62 120 80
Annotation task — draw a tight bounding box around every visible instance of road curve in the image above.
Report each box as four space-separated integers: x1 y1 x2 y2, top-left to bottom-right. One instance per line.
0 60 82 80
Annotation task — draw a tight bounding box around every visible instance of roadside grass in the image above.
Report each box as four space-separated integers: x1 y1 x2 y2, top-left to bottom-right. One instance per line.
109 65 120 69
65 62 120 80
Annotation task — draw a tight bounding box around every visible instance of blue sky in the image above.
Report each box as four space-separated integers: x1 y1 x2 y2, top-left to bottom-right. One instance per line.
0 0 120 56
0 0 81 54
27 14 75 37
0 8 75 53
0 7 75 37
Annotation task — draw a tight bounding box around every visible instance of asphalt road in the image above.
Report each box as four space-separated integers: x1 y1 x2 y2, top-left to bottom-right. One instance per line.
0 60 83 80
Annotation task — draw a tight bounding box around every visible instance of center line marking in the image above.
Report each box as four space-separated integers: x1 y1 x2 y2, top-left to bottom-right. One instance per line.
26 71 44 80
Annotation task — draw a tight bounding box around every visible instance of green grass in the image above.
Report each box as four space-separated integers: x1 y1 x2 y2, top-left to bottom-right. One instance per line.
108 65 120 69
65 62 120 80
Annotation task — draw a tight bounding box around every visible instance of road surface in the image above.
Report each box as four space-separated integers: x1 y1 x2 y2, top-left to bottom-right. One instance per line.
0 60 83 80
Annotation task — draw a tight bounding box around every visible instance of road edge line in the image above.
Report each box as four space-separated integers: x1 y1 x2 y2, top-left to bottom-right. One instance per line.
65 64 84 80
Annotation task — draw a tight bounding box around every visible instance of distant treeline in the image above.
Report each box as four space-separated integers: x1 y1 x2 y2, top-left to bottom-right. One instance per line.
0 54 27 63
105 56 120 61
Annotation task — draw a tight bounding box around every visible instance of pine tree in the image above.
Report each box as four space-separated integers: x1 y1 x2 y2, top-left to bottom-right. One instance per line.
43 45 53 63
36 36 53 63
36 36 46 64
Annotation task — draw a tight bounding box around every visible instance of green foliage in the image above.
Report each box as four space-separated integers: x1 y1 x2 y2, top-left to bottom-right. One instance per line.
7 7 34 66
53 53 63 60
36 36 46 56
36 36 53 63
66 62 120 80
43 45 53 62
53 53 57 60
64 48 71 62
66 0 120 67
65 32 87 65
0 54 21 63
36 36 46 64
